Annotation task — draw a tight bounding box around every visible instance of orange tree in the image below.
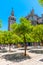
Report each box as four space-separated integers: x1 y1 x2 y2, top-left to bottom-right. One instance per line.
11 17 33 56
2 31 23 52
29 25 43 46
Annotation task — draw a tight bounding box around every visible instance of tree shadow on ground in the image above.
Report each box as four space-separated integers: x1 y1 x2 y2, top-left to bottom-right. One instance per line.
19 48 30 50
0 49 7 53
29 50 43 54
0 49 16 53
2 53 31 62
39 59 43 62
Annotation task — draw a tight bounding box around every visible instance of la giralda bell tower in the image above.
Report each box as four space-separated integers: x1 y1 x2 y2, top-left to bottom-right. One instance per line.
8 8 16 31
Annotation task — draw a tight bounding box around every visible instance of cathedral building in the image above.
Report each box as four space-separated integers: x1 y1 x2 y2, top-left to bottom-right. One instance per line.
8 8 16 31
26 9 43 25
8 8 43 31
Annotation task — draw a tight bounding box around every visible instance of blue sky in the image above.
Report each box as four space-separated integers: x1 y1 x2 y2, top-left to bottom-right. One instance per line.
0 0 43 30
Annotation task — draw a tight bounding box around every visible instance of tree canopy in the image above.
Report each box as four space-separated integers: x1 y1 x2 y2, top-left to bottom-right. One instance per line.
29 24 43 43
38 0 43 6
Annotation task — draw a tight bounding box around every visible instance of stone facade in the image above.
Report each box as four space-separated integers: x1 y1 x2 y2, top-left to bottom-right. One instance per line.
26 9 43 25
8 8 16 31
8 8 43 31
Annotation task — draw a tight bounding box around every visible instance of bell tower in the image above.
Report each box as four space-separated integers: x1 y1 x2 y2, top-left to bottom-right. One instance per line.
8 8 16 31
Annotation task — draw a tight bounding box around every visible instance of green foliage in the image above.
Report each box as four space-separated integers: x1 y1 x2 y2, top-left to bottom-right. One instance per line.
0 17 43 45
11 23 18 33
12 34 23 43
19 18 32 34
0 31 23 45
11 17 33 43
30 25 43 42
25 33 34 42
38 0 43 7
0 31 3 44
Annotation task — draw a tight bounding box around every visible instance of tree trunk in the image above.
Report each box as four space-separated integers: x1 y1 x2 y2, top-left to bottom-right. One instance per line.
24 42 27 56
41 40 43 46
9 44 11 52
24 35 27 56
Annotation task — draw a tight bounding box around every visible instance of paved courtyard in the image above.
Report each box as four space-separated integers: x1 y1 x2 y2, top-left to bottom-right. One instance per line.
0 47 43 65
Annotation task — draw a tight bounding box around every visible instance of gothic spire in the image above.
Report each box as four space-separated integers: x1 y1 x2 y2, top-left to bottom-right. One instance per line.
31 8 34 16
11 8 14 16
